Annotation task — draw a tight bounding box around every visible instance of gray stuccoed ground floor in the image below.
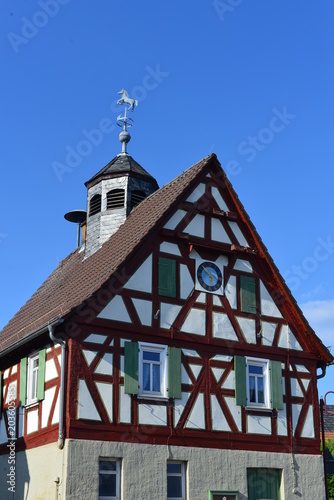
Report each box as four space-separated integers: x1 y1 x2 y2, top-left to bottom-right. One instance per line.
0 439 326 499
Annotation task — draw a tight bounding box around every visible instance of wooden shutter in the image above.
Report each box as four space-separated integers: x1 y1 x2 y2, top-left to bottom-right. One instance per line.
19 357 27 406
234 355 247 406
124 342 139 395
270 360 284 410
247 469 281 500
168 347 181 399
158 257 176 298
240 275 256 313
37 349 46 401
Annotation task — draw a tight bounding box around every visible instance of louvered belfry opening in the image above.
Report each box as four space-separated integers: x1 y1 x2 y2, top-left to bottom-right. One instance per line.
89 194 102 216
106 189 125 210
131 189 146 210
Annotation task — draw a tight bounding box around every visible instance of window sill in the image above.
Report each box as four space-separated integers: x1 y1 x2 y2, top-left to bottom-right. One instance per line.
246 407 275 415
24 401 40 410
137 395 169 405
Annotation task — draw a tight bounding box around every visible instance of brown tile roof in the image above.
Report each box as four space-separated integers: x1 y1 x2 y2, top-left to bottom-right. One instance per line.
0 154 213 354
323 406 334 433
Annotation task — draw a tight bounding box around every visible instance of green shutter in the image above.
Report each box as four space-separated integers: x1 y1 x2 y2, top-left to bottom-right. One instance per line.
0 372 3 420
240 275 256 313
168 347 181 399
37 349 46 401
270 360 283 410
124 342 139 395
158 257 176 298
19 357 27 406
234 355 247 406
247 469 281 500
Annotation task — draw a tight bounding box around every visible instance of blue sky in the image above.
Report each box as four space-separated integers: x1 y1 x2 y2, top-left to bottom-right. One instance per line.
1 1 334 401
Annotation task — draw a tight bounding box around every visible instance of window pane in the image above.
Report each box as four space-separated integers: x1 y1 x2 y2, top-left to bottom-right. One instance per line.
143 351 160 362
100 461 116 472
143 363 150 391
249 376 256 402
99 473 116 496
257 378 264 404
32 371 38 399
152 364 160 392
167 476 182 498
167 463 181 474
249 365 262 374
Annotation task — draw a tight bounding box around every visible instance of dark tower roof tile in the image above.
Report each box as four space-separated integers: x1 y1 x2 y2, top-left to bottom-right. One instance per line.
85 154 159 189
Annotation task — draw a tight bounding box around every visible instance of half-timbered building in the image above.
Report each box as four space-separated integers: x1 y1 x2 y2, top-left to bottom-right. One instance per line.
0 140 333 498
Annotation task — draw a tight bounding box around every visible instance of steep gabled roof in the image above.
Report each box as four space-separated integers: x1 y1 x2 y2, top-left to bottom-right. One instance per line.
0 153 333 366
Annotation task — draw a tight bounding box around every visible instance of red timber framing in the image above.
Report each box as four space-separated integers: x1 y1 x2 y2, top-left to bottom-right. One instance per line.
0 345 62 453
66 318 319 454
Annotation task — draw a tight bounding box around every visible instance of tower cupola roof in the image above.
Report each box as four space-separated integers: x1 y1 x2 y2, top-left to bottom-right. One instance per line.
85 154 158 190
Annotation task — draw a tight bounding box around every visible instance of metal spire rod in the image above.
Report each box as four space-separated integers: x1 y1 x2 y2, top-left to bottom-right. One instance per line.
116 88 138 155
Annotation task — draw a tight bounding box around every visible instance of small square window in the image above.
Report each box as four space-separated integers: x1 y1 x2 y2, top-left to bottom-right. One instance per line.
27 353 39 404
167 461 186 500
99 459 121 500
139 343 168 399
246 358 270 408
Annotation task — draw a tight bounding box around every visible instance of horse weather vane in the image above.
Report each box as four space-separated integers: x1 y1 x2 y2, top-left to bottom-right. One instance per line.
117 89 138 154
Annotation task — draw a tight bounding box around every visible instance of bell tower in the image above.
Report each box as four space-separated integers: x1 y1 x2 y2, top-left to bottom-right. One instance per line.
84 90 158 258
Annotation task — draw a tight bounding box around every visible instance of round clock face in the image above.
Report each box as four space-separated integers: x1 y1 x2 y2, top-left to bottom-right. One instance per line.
197 261 223 292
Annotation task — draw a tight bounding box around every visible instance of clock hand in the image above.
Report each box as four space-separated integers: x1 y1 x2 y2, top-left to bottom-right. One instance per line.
203 266 214 284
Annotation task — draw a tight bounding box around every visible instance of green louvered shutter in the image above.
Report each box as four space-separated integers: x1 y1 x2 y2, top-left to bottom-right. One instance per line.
247 469 281 500
240 275 256 313
19 357 27 406
270 360 284 410
158 257 176 298
124 342 139 395
234 355 247 406
0 372 3 419
168 347 181 399
37 349 46 401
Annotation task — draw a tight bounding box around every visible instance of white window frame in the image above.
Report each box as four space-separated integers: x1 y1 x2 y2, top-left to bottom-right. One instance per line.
167 461 186 500
98 459 121 500
26 352 39 405
246 357 270 409
138 342 168 399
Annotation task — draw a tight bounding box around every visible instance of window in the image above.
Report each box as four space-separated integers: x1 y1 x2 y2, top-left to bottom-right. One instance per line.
89 194 102 216
123 342 181 399
27 354 39 403
20 350 46 406
247 358 269 407
208 492 239 500
167 462 186 500
234 356 283 409
247 468 282 500
106 189 125 209
240 275 256 313
139 343 168 398
130 189 146 209
98 459 121 500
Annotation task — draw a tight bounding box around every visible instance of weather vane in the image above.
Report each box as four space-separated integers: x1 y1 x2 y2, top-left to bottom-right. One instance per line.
116 89 138 154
